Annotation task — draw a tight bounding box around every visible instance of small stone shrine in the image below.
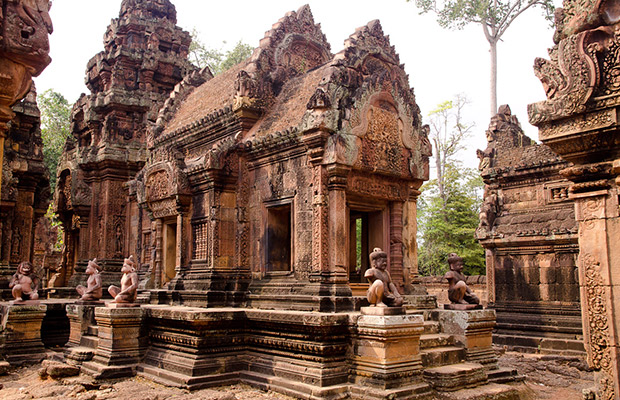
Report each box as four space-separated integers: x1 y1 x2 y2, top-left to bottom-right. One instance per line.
476 105 583 354
529 0 620 397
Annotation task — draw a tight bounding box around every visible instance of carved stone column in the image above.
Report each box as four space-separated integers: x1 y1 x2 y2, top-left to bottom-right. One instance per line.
301 130 330 277
403 189 420 285
527 3 620 397
570 180 620 399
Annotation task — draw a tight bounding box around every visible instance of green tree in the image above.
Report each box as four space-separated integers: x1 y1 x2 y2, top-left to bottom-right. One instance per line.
189 29 252 75
39 89 71 194
218 41 253 74
417 97 485 276
410 0 555 115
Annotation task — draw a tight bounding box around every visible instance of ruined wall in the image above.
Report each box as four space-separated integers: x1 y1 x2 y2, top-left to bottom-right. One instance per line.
476 105 583 355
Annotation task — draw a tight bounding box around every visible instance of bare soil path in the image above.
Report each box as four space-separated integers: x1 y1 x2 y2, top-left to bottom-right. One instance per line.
0 351 595 400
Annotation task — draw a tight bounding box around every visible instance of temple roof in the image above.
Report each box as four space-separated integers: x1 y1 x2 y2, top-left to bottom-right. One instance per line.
159 4 334 138
251 65 329 138
164 61 249 134
156 4 423 170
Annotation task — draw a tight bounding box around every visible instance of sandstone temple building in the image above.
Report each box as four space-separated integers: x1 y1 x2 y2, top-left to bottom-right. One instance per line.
476 105 583 355
54 1 430 311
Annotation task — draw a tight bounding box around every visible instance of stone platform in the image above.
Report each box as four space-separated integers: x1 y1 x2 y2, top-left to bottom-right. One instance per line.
129 305 522 399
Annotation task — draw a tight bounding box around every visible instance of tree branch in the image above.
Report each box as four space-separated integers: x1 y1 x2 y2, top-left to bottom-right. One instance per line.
498 0 539 38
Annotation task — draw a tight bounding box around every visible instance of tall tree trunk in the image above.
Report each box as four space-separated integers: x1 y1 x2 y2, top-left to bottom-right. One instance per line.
434 138 443 200
490 39 497 117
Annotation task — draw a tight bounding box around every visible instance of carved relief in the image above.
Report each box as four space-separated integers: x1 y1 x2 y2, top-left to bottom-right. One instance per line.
580 251 615 400
538 109 616 140
366 104 403 147
577 196 606 221
597 30 620 96
73 179 92 206
1 0 53 73
528 31 601 124
150 198 178 219
347 175 409 201
276 40 326 75
146 170 171 202
113 216 125 256
62 174 73 209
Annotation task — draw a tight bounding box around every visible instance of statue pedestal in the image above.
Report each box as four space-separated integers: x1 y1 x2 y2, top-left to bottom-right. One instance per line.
433 309 498 368
444 303 483 310
81 306 144 378
0 303 47 365
350 313 431 399
360 306 405 316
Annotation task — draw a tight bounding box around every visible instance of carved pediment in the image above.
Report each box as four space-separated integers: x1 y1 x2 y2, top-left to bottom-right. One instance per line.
142 160 190 204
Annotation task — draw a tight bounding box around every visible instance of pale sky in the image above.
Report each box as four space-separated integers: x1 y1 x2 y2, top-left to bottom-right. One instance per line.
35 0 561 171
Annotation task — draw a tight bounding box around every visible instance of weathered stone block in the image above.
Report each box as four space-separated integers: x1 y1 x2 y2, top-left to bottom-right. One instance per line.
350 313 429 395
433 310 497 369
0 303 47 366
81 306 144 379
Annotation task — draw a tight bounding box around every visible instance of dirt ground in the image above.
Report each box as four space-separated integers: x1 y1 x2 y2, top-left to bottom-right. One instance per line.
498 351 595 399
0 351 595 400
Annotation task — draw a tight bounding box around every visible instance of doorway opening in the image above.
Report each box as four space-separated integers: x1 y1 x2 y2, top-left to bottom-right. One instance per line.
162 221 177 286
348 209 384 283
266 204 292 273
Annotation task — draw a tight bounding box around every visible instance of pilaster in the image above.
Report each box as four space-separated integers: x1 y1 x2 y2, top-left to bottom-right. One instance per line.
571 183 620 399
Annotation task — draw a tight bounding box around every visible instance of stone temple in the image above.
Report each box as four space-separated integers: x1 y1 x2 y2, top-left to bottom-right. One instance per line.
2 0 620 399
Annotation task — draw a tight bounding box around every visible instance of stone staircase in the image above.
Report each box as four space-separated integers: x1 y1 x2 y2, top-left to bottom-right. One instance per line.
403 296 523 399
64 310 99 366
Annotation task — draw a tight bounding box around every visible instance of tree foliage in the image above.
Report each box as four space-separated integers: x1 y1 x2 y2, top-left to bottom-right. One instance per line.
418 96 485 276
410 0 555 115
189 29 253 75
39 89 71 194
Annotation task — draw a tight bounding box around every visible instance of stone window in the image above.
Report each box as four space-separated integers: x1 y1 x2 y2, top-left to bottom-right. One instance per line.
142 232 151 264
266 203 292 272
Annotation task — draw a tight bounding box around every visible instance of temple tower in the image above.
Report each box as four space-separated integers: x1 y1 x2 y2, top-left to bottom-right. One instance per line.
54 0 194 288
